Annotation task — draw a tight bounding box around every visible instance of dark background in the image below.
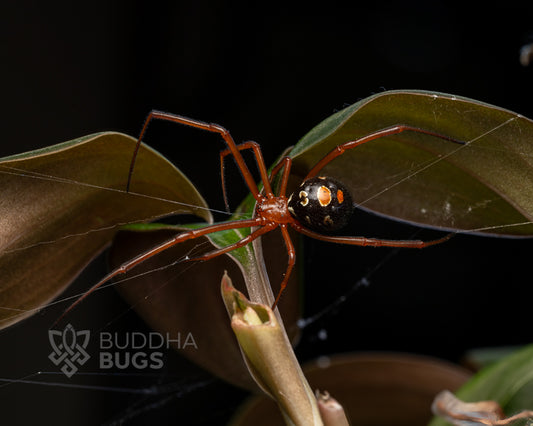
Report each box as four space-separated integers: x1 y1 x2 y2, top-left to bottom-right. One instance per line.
2 2 533 425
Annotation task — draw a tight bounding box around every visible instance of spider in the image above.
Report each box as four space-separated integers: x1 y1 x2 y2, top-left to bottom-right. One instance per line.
58 110 461 321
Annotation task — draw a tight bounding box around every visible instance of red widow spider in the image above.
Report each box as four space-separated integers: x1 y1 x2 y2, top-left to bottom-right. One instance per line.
58 110 461 321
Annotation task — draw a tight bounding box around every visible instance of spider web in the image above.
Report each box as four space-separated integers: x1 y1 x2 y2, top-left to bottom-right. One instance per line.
0 110 532 425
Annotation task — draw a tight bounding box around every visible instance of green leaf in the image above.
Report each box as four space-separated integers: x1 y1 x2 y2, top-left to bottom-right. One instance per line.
0 132 210 329
289 90 533 236
429 344 533 426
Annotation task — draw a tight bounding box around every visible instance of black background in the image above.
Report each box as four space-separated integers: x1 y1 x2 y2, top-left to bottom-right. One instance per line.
2 2 533 425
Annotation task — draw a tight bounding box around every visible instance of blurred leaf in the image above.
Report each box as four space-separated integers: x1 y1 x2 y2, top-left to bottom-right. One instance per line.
429 344 533 426
289 90 533 236
462 346 525 371
0 132 210 328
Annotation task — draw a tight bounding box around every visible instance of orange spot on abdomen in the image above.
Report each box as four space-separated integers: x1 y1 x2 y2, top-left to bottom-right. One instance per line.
317 186 332 206
337 189 344 204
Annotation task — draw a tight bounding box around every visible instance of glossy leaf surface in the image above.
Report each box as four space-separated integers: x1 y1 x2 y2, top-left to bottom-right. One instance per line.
0 132 210 328
289 90 533 236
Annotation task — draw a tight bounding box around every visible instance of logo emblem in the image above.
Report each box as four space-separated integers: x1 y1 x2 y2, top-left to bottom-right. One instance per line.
48 324 90 378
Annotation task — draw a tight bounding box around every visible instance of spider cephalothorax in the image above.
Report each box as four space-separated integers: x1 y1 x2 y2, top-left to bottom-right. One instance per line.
288 176 354 233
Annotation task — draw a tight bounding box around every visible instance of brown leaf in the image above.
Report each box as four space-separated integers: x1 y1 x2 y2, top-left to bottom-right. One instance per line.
0 132 210 328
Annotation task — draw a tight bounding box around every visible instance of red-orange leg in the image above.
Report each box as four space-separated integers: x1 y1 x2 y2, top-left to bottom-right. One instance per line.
53 217 263 325
184 221 277 262
290 221 453 248
268 156 292 197
219 140 274 211
272 224 296 309
127 110 262 201
305 125 464 179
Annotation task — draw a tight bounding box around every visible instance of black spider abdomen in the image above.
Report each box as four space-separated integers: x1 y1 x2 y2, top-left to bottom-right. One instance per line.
288 176 354 233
